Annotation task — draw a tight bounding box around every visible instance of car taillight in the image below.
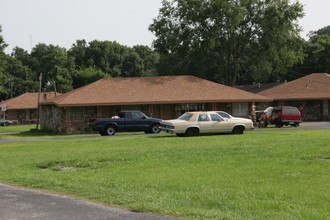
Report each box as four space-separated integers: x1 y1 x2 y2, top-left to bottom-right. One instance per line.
94 119 99 124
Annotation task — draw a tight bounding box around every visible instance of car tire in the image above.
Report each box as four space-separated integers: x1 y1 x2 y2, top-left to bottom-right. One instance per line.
150 124 160 133
232 126 244 134
275 120 283 128
185 128 199 137
104 125 116 136
264 121 268 128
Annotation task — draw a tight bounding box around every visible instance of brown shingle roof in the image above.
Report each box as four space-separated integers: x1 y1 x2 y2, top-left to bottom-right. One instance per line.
258 73 330 100
42 75 272 107
0 92 58 110
235 82 284 93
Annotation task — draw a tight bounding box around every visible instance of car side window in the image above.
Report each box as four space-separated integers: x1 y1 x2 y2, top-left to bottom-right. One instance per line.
210 114 223 122
198 114 210 122
132 111 145 119
283 108 300 114
218 112 230 118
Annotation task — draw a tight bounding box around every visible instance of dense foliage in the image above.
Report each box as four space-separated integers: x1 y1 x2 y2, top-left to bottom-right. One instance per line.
149 0 305 86
0 2 329 100
0 33 160 100
286 25 330 81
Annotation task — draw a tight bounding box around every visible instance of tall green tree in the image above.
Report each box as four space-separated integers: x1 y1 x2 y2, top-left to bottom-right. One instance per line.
4 56 37 97
150 0 305 86
69 40 159 79
0 26 9 99
72 67 109 89
133 45 160 76
287 25 330 81
29 43 74 93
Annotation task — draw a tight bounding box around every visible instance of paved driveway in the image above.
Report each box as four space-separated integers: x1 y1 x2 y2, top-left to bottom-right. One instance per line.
0 183 177 220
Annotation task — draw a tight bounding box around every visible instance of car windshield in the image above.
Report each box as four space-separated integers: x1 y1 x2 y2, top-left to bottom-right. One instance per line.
217 111 231 118
178 113 193 121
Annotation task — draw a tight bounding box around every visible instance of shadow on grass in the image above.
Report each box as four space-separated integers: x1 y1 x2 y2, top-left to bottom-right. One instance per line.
150 133 233 139
7 129 62 138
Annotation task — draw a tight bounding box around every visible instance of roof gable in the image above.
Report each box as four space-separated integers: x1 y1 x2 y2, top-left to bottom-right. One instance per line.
43 75 271 107
0 92 58 110
258 73 330 100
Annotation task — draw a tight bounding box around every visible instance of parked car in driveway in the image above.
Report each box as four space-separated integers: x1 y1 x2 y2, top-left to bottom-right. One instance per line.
89 110 162 136
159 111 254 137
259 106 302 127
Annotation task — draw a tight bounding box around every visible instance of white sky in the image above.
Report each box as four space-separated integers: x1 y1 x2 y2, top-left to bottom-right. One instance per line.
0 0 329 54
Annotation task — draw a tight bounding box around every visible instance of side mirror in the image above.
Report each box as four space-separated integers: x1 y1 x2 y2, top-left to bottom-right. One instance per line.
142 116 146 119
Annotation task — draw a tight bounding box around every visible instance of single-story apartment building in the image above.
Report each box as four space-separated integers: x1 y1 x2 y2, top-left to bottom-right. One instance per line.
258 73 330 121
0 92 57 124
40 75 272 133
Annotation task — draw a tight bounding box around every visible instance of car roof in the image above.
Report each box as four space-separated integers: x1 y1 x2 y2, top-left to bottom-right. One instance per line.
185 111 218 114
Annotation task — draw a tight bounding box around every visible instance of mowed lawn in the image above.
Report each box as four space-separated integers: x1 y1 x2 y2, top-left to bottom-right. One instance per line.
0 130 329 219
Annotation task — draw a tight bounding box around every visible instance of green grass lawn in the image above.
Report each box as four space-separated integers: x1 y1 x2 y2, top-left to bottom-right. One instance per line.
0 130 329 219
0 124 35 133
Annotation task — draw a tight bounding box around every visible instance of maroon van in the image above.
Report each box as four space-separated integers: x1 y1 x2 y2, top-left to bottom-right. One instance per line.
261 106 302 128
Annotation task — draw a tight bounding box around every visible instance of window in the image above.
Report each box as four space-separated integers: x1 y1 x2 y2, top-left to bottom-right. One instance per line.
283 107 300 114
233 103 248 116
217 111 231 119
210 114 223 122
198 114 210 122
178 113 192 121
71 108 85 122
210 114 221 122
132 111 146 119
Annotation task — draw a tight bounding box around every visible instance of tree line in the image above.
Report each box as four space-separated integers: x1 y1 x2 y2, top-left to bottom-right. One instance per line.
0 0 329 101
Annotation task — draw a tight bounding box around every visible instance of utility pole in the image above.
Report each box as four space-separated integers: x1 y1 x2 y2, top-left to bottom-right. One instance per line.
10 78 13 98
53 80 57 96
36 73 42 130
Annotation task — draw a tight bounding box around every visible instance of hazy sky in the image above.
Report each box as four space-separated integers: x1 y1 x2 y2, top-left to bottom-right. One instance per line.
0 0 329 54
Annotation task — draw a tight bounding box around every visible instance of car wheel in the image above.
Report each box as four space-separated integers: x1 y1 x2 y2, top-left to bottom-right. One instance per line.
264 121 268 128
275 120 283 128
232 126 243 134
105 126 116 136
185 128 199 137
150 124 160 133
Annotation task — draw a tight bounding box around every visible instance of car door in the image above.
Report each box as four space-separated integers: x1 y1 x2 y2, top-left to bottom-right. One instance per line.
123 112 135 131
197 114 213 133
210 114 230 133
132 111 149 131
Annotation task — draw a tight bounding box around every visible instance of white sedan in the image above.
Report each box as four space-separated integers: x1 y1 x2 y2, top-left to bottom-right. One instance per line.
159 111 254 137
